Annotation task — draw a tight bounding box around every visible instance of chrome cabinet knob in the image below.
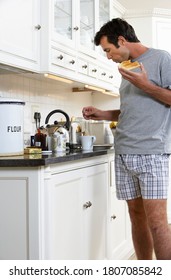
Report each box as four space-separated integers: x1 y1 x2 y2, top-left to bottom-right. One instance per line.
58 55 64 60
83 201 92 209
35 24 41 30
73 26 79 31
82 65 88 69
111 214 116 220
70 60 75 64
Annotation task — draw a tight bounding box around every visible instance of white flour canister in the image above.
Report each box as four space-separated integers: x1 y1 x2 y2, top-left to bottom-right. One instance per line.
0 98 25 156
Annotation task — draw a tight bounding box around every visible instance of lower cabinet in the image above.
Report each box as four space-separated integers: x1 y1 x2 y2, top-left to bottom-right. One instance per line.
0 155 134 260
43 162 108 260
0 168 41 260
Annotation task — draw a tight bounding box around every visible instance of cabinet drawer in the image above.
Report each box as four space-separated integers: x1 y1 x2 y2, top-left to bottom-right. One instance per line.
98 67 115 84
52 49 77 71
51 49 66 67
98 67 108 81
65 53 77 71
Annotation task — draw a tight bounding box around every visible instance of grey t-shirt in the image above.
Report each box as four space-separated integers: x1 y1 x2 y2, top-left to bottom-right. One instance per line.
114 48 171 154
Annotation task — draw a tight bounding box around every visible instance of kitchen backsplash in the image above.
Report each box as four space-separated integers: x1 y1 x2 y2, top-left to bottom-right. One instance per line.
0 73 120 145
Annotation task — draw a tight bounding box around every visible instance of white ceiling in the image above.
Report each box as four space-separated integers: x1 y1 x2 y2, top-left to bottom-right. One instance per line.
117 0 171 10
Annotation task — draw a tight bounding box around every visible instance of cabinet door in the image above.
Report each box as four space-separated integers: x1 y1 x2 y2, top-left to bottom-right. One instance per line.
0 0 40 70
48 169 84 260
80 0 95 51
44 162 108 260
52 0 76 48
0 179 28 260
97 0 110 56
83 163 108 259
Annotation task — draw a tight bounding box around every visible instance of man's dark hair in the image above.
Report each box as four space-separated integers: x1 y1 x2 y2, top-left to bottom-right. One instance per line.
94 18 140 48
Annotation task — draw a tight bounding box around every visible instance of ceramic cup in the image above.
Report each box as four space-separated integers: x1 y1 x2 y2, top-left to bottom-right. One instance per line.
79 135 96 151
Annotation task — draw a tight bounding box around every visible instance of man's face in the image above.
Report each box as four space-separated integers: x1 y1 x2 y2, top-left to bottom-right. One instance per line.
100 36 130 63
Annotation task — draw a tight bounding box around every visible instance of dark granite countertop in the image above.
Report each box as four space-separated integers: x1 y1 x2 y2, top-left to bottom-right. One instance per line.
0 148 114 167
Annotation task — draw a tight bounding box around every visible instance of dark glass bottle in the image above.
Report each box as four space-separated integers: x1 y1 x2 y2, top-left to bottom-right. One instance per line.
34 129 47 150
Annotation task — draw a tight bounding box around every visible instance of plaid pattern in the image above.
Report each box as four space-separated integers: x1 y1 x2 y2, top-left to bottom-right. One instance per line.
115 154 170 200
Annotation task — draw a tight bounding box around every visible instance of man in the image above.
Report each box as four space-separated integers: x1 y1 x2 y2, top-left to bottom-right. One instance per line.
82 18 171 260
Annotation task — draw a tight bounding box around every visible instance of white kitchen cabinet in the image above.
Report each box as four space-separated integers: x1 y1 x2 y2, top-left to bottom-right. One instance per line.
0 177 28 259
0 154 134 260
0 0 40 71
0 156 108 260
0 168 41 260
41 0 120 93
43 161 108 260
107 155 133 259
83 163 107 259
51 0 111 55
45 168 85 259
52 0 74 48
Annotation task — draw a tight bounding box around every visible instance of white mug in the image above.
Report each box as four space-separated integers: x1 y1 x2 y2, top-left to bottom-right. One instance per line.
79 135 96 151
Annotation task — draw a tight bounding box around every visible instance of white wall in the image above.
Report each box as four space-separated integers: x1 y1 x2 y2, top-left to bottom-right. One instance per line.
0 73 120 144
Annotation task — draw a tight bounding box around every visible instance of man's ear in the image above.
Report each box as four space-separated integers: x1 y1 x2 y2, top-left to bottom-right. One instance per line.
118 36 126 46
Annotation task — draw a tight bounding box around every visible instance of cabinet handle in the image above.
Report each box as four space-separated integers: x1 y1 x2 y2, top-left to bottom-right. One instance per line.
58 55 64 60
69 60 75 64
82 65 88 69
111 214 116 220
92 69 97 72
83 201 92 209
35 24 41 30
73 26 79 31
101 72 106 76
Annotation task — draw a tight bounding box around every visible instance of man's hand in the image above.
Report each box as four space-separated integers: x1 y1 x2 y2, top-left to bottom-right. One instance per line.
82 106 102 120
118 63 151 91
119 63 171 105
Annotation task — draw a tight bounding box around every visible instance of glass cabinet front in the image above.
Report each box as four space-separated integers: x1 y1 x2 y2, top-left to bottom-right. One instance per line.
80 0 95 50
54 0 72 40
98 0 110 56
53 0 111 55
99 0 110 28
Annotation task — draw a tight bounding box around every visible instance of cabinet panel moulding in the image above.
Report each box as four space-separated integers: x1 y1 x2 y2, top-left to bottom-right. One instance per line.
124 8 171 19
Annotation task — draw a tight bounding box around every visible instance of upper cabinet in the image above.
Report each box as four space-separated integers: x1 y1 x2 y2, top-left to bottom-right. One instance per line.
0 0 40 71
41 0 121 93
51 0 111 56
0 0 121 93
52 0 75 49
